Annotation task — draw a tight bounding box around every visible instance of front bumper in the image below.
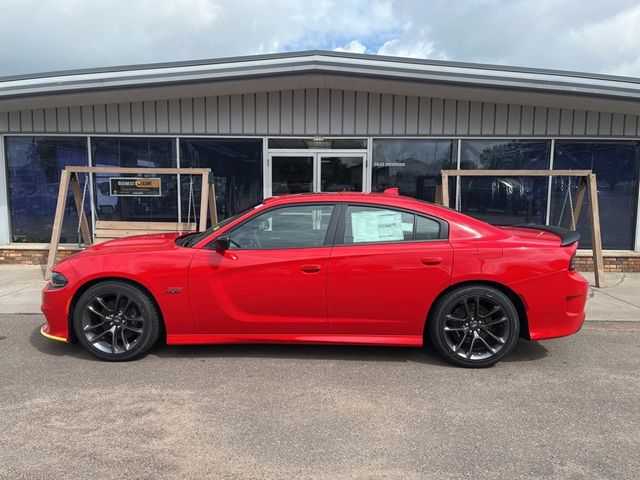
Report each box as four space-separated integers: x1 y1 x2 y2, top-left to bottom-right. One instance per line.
40 324 68 342
41 282 74 342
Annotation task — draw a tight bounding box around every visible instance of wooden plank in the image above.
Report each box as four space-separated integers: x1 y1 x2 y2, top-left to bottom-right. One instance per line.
208 183 218 226
95 228 194 238
198 172 209 232
440 169 593 177
441 172 450 207
65 166 211 174
96 221 195 231
588 173 605 287
70 173 92 245
46 170 71 279
572 177 587 226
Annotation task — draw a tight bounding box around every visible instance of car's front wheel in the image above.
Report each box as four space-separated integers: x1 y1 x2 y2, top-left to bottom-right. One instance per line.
428 285 520 368
73 281 160 361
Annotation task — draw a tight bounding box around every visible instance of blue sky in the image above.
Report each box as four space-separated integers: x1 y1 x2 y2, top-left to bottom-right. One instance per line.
1 0 639 77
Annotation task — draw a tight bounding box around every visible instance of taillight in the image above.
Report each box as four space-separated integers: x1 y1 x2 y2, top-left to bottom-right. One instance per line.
569 253 577 271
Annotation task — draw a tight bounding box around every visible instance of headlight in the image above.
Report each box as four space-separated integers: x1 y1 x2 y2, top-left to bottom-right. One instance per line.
50 271 68 288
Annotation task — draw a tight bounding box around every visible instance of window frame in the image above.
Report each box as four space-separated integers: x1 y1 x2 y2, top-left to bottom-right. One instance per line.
334 202 449 247
210 202 342 251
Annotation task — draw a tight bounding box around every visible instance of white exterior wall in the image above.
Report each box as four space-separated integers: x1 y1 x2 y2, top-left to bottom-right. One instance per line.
1 89 638 137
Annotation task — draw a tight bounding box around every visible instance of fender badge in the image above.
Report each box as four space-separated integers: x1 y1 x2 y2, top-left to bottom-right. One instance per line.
166 287 183 294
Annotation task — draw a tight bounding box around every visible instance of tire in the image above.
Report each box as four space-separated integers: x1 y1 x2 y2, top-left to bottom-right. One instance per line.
427 285 520 368
73 280 161 361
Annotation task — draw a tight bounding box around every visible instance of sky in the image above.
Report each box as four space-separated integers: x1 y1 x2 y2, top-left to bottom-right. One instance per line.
1 0 639 77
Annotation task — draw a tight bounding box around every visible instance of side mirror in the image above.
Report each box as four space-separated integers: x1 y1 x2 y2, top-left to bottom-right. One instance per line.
215 235 231 251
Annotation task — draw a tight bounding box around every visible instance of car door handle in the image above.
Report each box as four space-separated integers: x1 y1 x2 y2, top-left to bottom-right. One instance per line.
301 264 322 273
421 257 442 266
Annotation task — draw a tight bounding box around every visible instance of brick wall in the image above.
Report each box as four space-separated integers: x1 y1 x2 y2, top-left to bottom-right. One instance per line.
0 248 79 265
573 255 640 272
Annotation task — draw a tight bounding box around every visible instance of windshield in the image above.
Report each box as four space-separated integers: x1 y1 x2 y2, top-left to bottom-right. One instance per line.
176 202 263 247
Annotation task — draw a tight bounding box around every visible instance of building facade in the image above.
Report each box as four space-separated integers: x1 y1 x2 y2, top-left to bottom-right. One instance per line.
1 51 639 268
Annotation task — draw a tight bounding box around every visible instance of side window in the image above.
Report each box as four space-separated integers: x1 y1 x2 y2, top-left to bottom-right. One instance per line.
342 205 444 244
343 206 414 244
229 205 334 249
415 215 441 240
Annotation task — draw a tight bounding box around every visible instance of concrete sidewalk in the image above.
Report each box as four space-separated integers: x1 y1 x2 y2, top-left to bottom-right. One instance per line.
0 265 638 321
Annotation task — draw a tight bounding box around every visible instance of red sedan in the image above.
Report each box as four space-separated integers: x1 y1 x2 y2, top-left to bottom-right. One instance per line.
41 190 588 367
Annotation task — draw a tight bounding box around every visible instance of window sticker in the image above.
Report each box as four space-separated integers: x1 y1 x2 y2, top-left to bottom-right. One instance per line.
351 210 405 243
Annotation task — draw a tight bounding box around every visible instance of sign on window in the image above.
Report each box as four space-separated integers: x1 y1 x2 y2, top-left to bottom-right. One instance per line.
109 177 162 197
351 210 405 243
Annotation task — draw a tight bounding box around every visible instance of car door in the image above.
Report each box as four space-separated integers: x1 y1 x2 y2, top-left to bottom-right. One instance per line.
189 203 337 334
327 204 453 336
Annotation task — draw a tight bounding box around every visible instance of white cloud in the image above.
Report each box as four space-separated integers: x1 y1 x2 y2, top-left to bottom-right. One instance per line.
334 40 367 54
377 38 444 60
0 0 639 77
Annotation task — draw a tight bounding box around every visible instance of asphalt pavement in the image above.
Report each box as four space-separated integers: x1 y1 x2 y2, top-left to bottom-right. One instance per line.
1 314 639 480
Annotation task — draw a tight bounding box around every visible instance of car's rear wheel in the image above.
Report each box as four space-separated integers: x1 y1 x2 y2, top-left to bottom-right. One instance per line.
73 281 160 361
428 285 520 368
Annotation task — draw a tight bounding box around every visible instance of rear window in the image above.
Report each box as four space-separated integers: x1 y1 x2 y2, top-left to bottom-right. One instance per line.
342 205 443 244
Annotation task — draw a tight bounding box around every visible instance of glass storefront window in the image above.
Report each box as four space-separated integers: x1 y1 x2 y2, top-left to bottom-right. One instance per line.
92 138 178 222
460 140 551 225
6 136 88 243
180 138 263 222
550 141 640 250
372 139 456 203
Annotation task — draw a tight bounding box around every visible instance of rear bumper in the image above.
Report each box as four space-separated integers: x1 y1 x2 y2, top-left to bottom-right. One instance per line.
513 270 588 341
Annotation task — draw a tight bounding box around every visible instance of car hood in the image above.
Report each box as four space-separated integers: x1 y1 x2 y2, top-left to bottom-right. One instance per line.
73 232 187 257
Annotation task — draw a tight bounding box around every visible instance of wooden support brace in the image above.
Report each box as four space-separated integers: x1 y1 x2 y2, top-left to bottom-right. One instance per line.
588 173 605 287
572 177 587 227
70 173 92 246
441 172 450 208
434 183 443 206
45 170 71 280
198 172 209 232
208 182 218 226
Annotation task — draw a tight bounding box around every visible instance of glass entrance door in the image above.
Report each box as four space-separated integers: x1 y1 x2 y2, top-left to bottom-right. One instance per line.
271 156 314 194
268 152 366 196
319 155 364 192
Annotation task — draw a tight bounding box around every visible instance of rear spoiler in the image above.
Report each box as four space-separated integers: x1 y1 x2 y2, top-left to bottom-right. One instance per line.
512 224 580 247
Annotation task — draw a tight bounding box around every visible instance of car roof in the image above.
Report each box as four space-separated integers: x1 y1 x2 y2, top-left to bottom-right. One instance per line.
262 191 449 214
257 191 506 239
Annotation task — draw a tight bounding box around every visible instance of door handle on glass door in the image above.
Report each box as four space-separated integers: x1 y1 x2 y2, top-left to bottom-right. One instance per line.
300 264 322 273
421 257 442 266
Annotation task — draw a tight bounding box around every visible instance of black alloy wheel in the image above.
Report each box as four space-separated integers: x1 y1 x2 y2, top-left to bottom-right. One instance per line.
428 285 520 368
74 281 160 361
